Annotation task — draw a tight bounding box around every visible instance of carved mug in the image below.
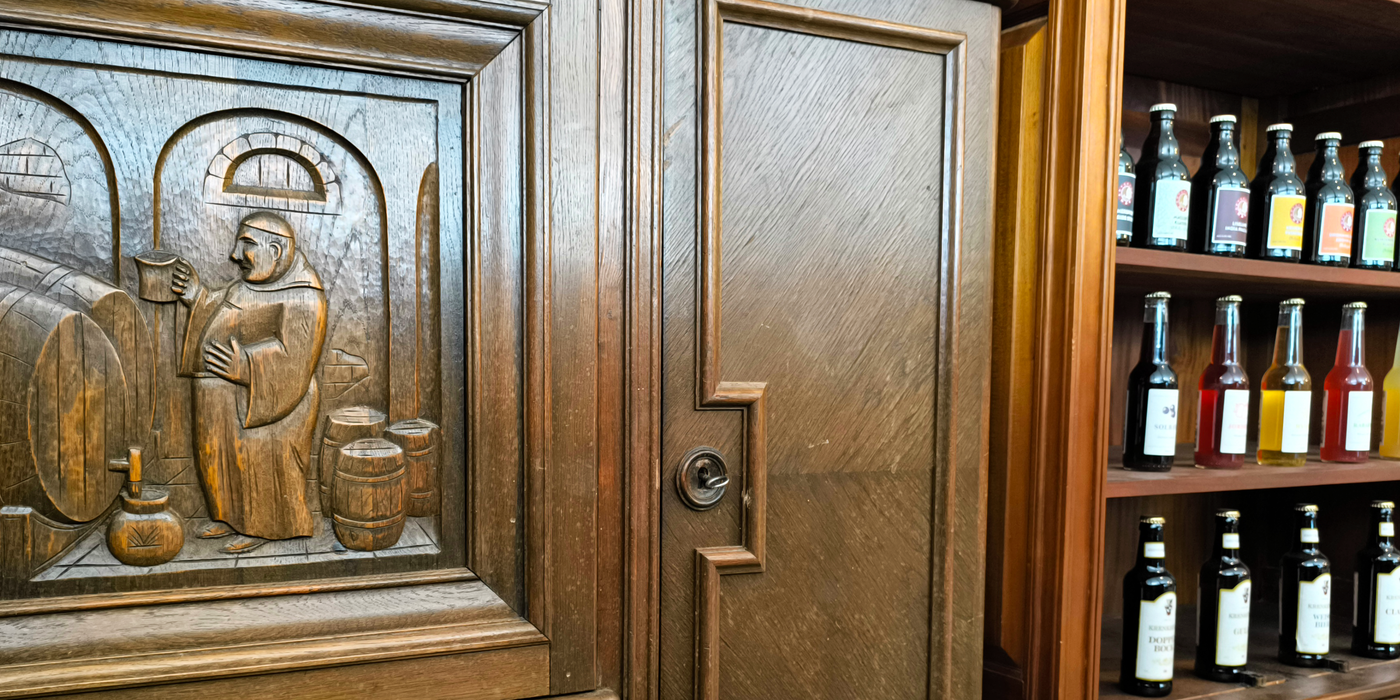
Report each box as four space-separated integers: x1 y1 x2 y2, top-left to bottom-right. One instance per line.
134 250 184 303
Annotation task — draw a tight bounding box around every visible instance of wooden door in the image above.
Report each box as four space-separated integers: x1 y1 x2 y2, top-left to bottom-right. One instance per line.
657 0 998 697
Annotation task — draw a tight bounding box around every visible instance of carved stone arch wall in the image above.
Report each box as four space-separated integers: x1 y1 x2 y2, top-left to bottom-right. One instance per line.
204 132 343 214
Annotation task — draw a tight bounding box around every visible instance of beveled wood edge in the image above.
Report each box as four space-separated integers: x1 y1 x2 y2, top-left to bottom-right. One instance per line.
0 613 546 699
0 569 476 619
332 0 547 27
0 0 526 80
716 0 965 54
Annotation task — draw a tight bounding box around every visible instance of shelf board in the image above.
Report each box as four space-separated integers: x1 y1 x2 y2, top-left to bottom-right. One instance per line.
1107 449 1400 499
1115 247 1400 302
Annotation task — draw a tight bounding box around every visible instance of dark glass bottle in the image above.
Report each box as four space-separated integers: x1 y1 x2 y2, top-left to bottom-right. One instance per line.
1195 295 1249 468
1188 115 1250 257
1124 292 1178 471
1121 515 1177 697
1247 124 1306 262
1196 509 1250 681
1350 141 1397 271
1354 500 1400 658
1321 302 1373 463
1117 134 1136 247
1132 104 1192 251
1280 504 1331 667
1302 132 1356 267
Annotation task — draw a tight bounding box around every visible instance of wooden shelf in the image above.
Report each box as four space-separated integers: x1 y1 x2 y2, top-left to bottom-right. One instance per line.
1108 448 1400 499
1115 247 1400 302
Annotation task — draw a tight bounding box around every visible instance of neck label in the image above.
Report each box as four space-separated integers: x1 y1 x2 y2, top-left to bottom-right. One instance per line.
1136 592 1177 682
1223 533 1240 549
1145 542 1166 558
1301 528 1320 543
1383 523 1395 537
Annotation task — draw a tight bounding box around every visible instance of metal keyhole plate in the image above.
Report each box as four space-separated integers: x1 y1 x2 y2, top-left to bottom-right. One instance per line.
677 447 729 511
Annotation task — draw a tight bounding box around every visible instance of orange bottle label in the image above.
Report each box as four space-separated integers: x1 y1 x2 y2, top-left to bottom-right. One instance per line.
1317 202 1355 257
1267 195 1306 250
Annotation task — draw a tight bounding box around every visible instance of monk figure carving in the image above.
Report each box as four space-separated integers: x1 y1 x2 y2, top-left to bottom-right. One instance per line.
170 212 327 553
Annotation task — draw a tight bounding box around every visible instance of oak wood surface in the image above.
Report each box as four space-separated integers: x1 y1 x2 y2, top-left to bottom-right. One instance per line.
1116 247 1400 301
1107 454 1400 499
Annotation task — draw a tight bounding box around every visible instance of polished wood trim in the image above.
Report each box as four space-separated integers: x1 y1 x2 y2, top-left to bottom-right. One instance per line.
1116 246 1400 300
332 0 547 27
1020 0 1124 698
715 0 964 53
1106 455 1400 499
0 0 523 79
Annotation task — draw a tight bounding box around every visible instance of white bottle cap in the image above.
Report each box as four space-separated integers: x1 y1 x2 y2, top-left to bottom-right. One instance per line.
1210 114 1237 124
1149 103 1177 113
1315 131 1342 141
1266 123 1293 132
1361 140 1385 149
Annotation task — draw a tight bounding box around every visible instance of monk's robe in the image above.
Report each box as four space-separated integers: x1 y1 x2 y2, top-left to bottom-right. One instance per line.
179 251 327 539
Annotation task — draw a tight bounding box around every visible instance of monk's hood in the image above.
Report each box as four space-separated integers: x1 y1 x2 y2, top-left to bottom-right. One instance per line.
243 250 323 292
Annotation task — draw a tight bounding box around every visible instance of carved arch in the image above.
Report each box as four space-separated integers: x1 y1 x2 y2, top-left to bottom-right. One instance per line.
204 132 342 213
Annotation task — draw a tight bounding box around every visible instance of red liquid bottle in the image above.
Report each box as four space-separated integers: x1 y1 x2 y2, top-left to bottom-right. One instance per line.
1321 302 1374 462
1196 295 1250 468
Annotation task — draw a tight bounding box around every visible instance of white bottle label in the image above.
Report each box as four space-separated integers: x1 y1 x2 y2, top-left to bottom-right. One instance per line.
1216 581 1251 667
1348 391 1375 452
1152 180 1191 240
1282 391 1312 454
1144 388 1179 457
1296 574 1331 654
1384 523 1396 537
1220 390 1249 454
1145 542 1166 558
1137 592 1177 682
1223 533 1240 549
1300 528 1320 543
1377 568 1400 644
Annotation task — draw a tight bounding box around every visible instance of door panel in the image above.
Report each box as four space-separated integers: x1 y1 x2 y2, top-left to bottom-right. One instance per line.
659 0 998 698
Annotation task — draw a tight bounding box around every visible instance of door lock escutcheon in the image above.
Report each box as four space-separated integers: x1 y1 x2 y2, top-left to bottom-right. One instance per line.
676 447 729 510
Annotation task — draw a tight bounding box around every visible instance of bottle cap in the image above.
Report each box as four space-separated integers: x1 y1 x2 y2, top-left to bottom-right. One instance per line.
1210 114 1237 124
1216 509 1241 518
1281 298 1306 306
1148 103 1177 113
1361 140 1386 149
1218 294 1243 303
1145 291 1172 300
1345 301 1368 309
1374 500 1396 509
1296 503 1319 512
1315 131 1342 141
1266 123 1293 133
1140 515 1166 525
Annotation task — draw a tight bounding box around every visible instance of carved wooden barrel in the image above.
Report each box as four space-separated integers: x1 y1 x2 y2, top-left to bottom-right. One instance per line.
0 245 153 447
318 405 386 509
0 283 128 523
330 437 406 551
384 419 440 517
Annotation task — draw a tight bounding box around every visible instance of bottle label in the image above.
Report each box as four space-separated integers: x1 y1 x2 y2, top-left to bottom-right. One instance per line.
1317 202 1356 257
1362 209 1398 262
1267 194 1307 251
1223 533 1240 549
1152 180 1191 240
1264 390 1312 454
1137 591 1177 682
1211 187 1251 245
1145 542 1166 558
1347 391 1375 452
1216 580 1251 667
1143 388 1179 456
1296 573 1331 654
1384 522 1396 537
1301 528 1320 543
1378 568 1400 644
1117 173 1136 238
1220 389 1249 454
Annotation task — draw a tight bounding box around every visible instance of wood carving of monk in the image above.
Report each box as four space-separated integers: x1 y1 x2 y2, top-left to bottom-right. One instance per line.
171 212 328 553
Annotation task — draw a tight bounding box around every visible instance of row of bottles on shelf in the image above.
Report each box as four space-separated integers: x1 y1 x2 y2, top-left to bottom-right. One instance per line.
1124 292 1398 471
1115 104 1399 270
1121 503 1400 697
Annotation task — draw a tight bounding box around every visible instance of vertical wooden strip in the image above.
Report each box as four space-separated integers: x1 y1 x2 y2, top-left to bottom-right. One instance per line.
82 318 106 517
57 314 83 509
0 507 31 598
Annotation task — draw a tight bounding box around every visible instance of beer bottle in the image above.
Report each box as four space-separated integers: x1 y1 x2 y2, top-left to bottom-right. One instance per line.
1302 132 1356 266
1258 299 1311 467
1279 504 1330 667
1124 292 1178 472
1196 509 1250 681
1188 115 1250 257
1350 141 1397 271
1195 295 1249 468
1354 500 1400 659
1247 124 1307 262
1321 302 1373 463
1117 134 1136 246
1132 104 1191 251
1121 515 1176 697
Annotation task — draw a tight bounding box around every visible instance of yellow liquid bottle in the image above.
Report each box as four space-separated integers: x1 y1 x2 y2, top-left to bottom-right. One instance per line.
1381 330 1400 459
1258 298 1311 466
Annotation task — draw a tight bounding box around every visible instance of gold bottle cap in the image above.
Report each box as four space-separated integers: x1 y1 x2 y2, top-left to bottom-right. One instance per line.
1281 298 1306 306
1145 291 1172 300
1346 301 1368 309
1374 501 1396 509
1210 114 1237 124
1218 294 1243 303
1267 123 1294 132
1361 140 1386 149
1316 131 1343 141
1149 103 1177 113
1217 509 1241 518
1140 515 1166 525
1296 503 1320 512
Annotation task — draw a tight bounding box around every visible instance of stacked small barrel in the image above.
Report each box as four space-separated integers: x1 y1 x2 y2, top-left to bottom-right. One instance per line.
320 406 440 551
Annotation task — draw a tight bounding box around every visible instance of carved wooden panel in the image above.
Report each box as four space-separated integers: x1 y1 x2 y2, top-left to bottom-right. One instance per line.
0 30 466 604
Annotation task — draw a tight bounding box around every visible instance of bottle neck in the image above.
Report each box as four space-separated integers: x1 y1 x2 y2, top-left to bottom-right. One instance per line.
1361 149 1388 188
1372 509 1395 548
1267 133 1296 175
1213 517 1241 560
1137 524 1167 570
1212 302 1242 365
1295 512 1320 554
1314 141 1345 182
1273 306 1304 366
1210 124 1239 168
1141 301 1170 365
1336 308 1365 368
1148 115 1180 160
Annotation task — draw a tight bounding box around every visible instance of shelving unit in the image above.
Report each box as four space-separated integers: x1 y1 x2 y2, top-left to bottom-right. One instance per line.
1107 448 1400 499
